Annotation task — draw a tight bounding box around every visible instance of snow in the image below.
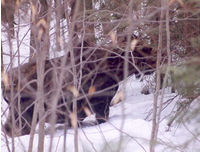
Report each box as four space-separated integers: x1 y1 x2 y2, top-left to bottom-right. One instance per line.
1 23 31 68
1 76 200 152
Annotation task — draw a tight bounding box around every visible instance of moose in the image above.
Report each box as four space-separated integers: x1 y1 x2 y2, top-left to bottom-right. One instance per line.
2 41 159 137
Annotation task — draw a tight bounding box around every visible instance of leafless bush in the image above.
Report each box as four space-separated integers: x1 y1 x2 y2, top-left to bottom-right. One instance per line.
1 0 200 152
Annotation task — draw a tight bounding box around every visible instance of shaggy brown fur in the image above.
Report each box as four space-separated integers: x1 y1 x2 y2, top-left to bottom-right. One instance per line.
2 41 158 136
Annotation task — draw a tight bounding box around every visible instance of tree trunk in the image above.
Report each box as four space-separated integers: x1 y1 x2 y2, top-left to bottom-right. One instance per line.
28 1 50 152
29 0 49 62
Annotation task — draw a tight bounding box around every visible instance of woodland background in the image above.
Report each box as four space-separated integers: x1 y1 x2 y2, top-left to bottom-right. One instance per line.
1 0 200 152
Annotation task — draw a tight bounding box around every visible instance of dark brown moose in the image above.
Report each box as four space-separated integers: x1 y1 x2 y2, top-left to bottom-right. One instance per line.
2 41 158 137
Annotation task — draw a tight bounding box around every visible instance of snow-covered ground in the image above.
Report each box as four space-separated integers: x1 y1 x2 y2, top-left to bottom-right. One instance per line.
1 76 200 152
